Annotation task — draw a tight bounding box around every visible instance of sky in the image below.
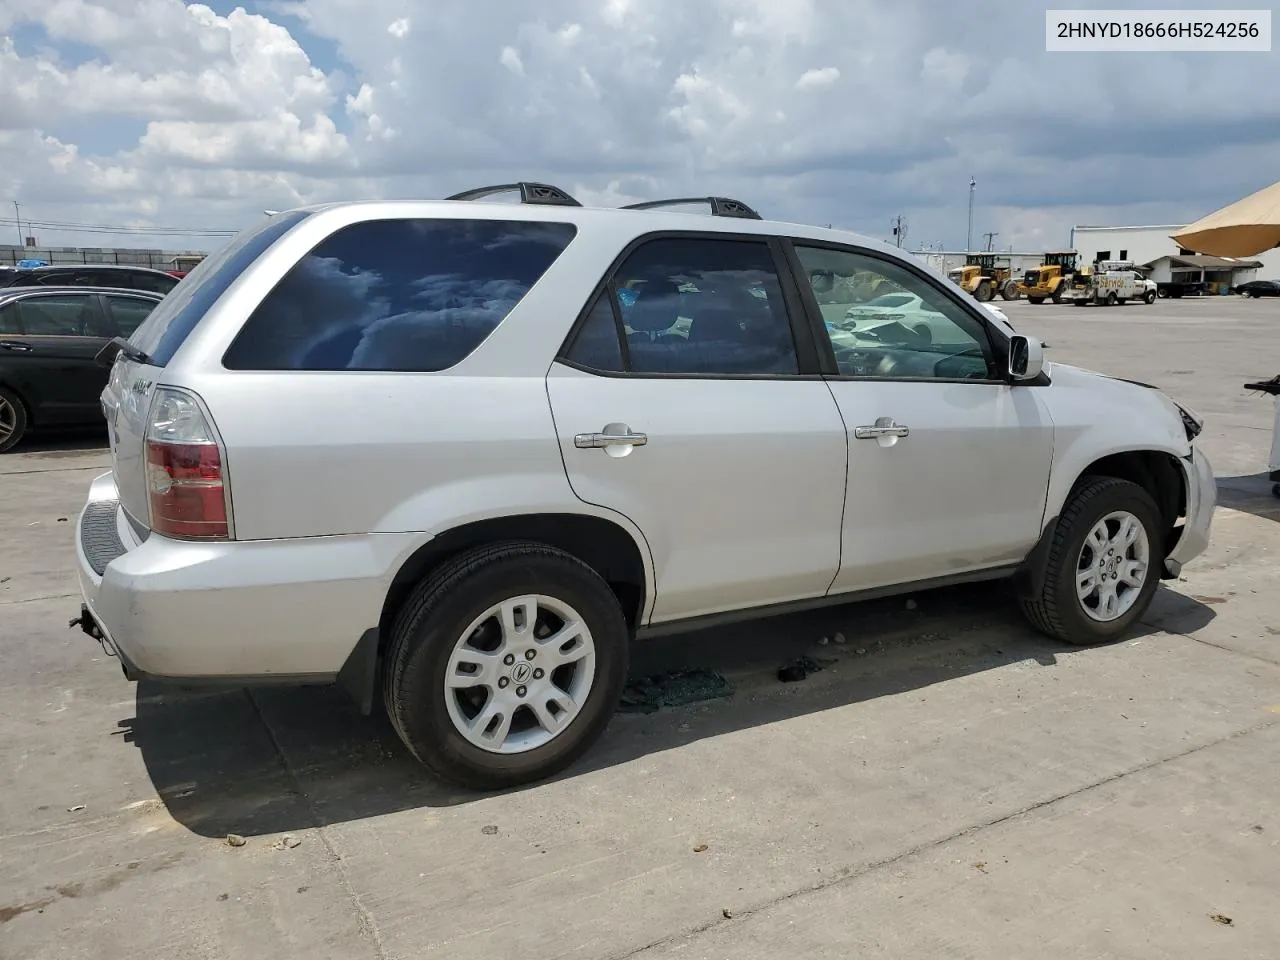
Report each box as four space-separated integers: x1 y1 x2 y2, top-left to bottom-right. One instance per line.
0 0 1277 254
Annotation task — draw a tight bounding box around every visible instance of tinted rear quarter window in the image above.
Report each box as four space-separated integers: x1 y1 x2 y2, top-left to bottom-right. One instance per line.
223 218 577 372
128 210 312 366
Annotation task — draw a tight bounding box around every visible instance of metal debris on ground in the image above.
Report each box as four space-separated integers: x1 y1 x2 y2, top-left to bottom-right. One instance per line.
1210 914 1234 926
226 834 247 847
66 804 86 813
777 655 831 683
619 669 733 713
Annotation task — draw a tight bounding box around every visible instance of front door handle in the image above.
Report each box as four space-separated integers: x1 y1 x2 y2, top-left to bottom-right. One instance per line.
0 340 33 352
854 417 910 440
575 429 648 449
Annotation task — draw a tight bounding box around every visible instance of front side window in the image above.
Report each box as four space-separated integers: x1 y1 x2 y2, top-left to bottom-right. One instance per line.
569 236 798 376
796 245 996 381
224 218 577 372
17 295 95 336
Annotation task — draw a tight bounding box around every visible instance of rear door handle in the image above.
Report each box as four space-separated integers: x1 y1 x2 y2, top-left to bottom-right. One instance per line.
0 340 32 352
854 417 910 440
574 429 648 449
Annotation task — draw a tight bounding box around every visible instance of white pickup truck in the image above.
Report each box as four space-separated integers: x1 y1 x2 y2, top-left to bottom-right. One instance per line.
1063 261 1158 306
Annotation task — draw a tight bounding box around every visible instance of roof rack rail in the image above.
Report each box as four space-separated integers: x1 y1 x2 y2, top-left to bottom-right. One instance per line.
620 196 762 220
444 182 582 207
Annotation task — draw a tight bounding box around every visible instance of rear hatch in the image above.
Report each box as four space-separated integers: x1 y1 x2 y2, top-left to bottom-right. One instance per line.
102 211 310 531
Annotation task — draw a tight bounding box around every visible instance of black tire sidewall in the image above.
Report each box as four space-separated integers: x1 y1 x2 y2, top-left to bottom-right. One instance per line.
0 386 28 453
1050 483 1164 643
389 552 629 788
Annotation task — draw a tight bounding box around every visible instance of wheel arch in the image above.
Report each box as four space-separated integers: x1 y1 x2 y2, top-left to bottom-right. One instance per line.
378 511 652 646
339 511 653 715
1017 448 1186 599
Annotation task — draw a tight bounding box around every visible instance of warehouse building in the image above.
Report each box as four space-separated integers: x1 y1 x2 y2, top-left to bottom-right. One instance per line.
1070 224 1280 291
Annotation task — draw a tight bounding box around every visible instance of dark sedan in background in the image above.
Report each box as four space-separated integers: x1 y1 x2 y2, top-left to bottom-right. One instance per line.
0 286 163 451
0 263 180 295
1234 279 1280 298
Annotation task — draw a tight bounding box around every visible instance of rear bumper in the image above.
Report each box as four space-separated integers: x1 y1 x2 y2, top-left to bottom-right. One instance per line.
75 471 422 681
1165 446 1216 577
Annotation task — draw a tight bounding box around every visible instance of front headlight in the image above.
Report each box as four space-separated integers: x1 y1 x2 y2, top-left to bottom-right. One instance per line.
1176 402 1204 441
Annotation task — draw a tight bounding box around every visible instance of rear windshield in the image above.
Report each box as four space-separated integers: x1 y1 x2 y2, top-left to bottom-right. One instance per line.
128 210 311 366
222 218 577 372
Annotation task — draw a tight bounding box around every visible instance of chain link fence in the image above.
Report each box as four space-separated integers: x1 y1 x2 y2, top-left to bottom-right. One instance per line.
1 245 207 270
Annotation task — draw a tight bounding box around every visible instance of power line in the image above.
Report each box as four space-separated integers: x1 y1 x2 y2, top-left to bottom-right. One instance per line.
0 216 237 238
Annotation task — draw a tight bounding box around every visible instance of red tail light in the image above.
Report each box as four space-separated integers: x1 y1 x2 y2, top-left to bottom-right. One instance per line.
145 388 231 540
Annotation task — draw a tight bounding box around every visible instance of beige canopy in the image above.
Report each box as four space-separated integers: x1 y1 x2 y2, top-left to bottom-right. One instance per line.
1172 178 1280 258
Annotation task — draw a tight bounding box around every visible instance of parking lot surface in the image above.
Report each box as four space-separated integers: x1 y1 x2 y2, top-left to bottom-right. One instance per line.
2 296 1278 959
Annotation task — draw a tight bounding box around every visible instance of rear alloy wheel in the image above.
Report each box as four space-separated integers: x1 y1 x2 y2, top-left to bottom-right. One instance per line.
383 541 629 789
0 386 29 453
1019 477 1163 645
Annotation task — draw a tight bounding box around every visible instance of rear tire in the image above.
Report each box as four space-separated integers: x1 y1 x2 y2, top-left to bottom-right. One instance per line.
1019 477 1163 646
383 541 630 789
975 281 994 302
0 386 29 453
1028 296 1045 305
1106 292 1119 306
1000 281 1020 301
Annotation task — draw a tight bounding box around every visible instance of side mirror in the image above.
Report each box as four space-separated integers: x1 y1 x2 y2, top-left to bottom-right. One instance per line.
1008 334 1044 381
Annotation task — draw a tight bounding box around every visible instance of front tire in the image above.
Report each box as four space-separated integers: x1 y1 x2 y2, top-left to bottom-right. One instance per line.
1019 477 1163 645
1144 290 1156 304
1028 296 1045 305
1000 281 1020 301
975 280 994 302
383 542 630 789
0 386 29 453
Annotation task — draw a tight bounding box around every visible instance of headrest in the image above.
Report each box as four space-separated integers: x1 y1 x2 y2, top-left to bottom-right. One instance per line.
625 280 682 333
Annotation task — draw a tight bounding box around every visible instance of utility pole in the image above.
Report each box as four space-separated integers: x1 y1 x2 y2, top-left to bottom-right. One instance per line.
11 201 22 246
966 177 976 253
983 231 998 252
891 215 907 248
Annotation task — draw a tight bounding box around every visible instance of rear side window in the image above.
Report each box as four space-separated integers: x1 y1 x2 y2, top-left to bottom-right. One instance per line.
128 271 179 294
105 295 159 336
223 219 577 372
128 210 312 366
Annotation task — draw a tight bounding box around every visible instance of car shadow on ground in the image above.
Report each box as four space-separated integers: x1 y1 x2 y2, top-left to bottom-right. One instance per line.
1216 473 1280 524
118 582 1215 839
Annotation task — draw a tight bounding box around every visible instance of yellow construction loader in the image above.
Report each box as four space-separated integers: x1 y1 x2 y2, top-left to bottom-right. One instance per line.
1018 251 1079 304
947 254 1019 302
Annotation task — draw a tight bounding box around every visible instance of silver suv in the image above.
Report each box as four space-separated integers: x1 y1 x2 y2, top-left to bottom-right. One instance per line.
74 183 1215 789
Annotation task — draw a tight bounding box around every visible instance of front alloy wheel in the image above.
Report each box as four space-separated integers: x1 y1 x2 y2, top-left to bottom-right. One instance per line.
1075 512 1150 622
1018 476 1163 645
